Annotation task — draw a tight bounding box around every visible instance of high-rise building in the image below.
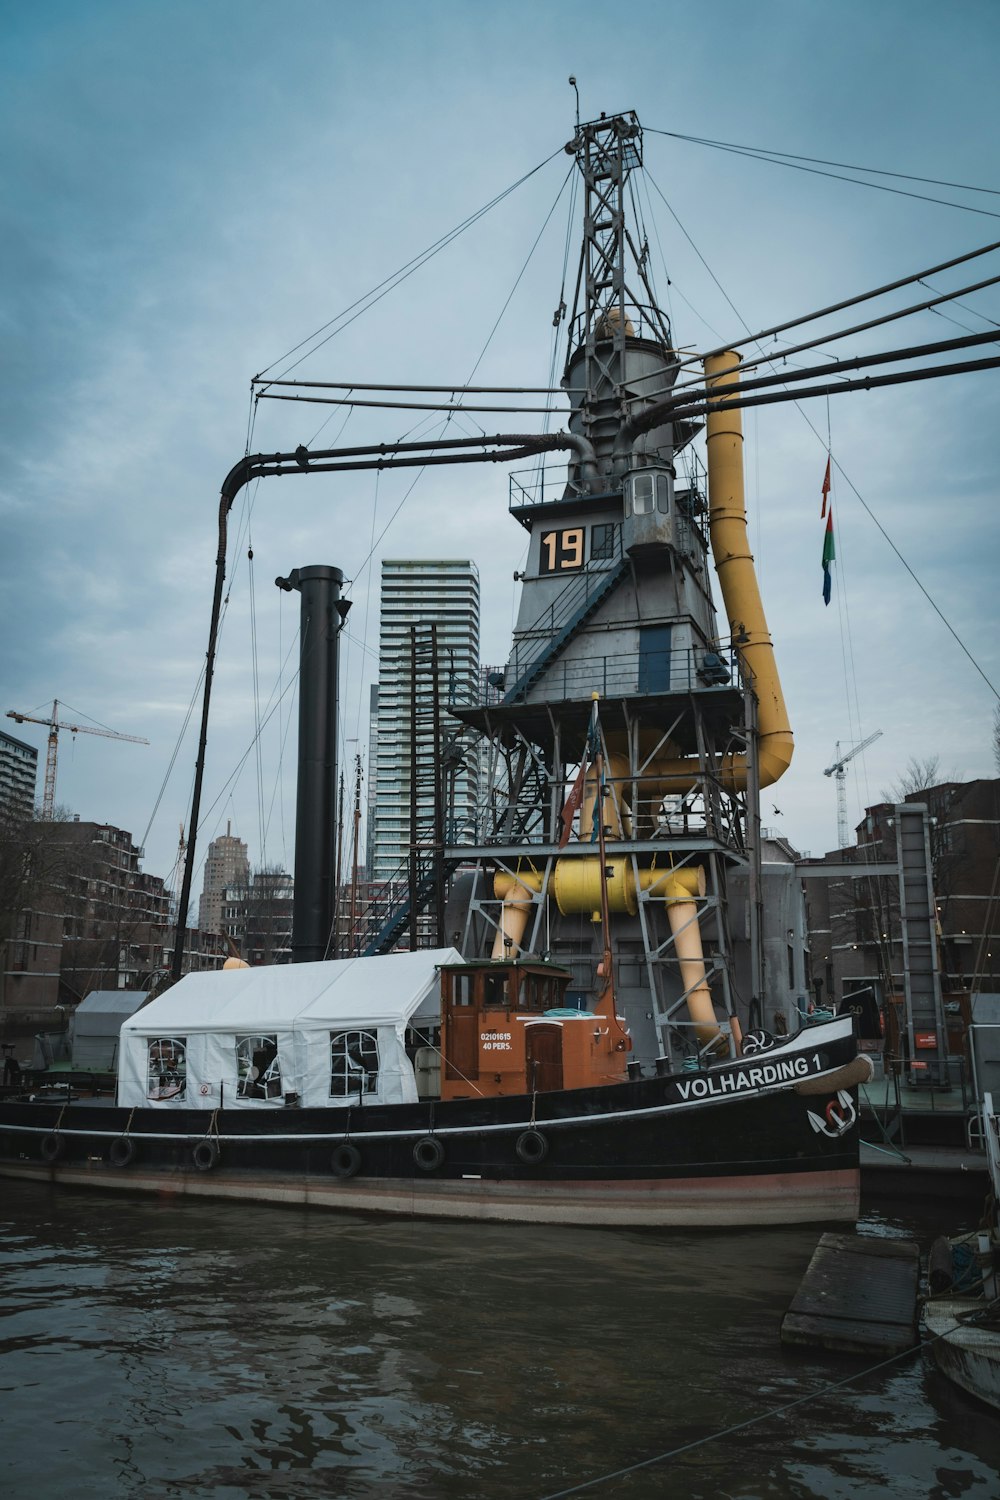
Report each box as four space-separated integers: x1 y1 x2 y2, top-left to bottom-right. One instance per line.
198 822 250 935
221 869 294 965
369 560 480 886
0 729 38 816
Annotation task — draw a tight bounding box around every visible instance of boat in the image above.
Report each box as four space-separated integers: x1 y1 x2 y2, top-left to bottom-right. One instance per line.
922 1087 1000 1408
0 109 870 1226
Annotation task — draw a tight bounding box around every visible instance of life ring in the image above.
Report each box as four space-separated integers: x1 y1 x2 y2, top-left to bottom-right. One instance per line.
40 1132 65 1164
330 1141 362 1178
412 1136 445 1172
515 1128 549 1165
109 1136 136 1168
192 1139 219 1172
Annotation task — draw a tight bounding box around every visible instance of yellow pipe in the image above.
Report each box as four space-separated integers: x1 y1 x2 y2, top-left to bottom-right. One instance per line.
660 870 720 1047
491 869 542 959
621 352 793 793
501 856 719 1044
551 860 719 1043
704 351 793 788
578 752 632 839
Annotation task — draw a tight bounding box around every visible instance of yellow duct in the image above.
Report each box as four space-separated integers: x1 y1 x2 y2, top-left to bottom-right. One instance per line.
620 351 793 793
578 751 632 839
491 869 543 960
704 351 793 788
494 860 720 1045
660 869 720 1048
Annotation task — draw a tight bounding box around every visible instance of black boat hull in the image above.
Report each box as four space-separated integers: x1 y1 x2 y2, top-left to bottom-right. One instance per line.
0 1031 862 1226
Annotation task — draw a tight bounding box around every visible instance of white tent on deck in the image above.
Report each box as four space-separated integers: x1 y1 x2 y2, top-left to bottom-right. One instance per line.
117 948 461 1110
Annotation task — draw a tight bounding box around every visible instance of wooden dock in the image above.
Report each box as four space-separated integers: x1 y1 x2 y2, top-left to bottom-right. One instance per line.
781 1233 920 1355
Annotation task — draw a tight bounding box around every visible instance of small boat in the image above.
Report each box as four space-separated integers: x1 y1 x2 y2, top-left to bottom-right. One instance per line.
923 1090 1000 1410
923 1299 1000 1412
0 948 865 1225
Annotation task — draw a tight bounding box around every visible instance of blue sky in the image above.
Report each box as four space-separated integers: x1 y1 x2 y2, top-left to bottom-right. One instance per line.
2 0 999 897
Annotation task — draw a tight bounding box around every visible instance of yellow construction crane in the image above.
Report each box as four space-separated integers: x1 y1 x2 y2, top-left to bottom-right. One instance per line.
6 699 149 817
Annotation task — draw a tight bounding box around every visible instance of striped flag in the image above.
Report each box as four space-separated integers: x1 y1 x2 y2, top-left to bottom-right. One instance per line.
822 508 835 606
820 456 831 517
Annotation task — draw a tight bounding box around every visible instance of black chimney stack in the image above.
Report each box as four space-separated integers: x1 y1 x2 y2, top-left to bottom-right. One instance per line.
275 566 351 962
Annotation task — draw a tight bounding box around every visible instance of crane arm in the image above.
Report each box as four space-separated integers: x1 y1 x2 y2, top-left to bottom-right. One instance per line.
823 728 883 777
6 710 148 745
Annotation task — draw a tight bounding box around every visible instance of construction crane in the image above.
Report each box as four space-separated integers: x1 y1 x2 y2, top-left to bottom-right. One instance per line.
824 730 883 848
6 699 149 817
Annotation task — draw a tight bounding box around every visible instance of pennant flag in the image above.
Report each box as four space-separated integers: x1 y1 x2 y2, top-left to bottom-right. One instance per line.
822 508 835 606
820 455 831 518
559 760 587 848
558 696 602 848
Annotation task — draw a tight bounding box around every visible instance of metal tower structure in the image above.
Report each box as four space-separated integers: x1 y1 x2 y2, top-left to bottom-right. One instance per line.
438 110 775 1067
6 699 149 817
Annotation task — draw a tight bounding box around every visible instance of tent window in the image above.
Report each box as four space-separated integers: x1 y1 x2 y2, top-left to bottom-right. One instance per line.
236 1035 281 1100
147 1037 187 1101
330 1030 379 1097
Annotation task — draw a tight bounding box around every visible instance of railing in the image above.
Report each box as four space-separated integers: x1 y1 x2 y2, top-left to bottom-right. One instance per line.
478 643 739 709
509 462 589 512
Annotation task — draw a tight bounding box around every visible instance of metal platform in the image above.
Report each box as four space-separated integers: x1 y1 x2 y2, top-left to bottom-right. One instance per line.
781 1232 920 1355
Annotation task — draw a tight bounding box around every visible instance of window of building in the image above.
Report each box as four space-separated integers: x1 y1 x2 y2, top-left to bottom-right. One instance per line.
147 1038 187 1101
330 1030 379 1097
236 1035 282 1100
591 523 617 560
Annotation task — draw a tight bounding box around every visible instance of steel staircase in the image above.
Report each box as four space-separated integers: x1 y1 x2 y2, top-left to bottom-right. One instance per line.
503 555 630 704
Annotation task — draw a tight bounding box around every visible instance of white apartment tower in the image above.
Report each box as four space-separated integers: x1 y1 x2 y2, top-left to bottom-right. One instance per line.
198 822 250 935
369 560 480 885
0 729 38 816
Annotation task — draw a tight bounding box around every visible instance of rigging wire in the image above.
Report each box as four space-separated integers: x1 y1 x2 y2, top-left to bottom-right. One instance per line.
636 171 1000 711
645 127 1000 221
645 127 1000 198
255 148 564 382
535 1335 927 1499
464 162 575 390
918 278 1000 329
650 266 1000 402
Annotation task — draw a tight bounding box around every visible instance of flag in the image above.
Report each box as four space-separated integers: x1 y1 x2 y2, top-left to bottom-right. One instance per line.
820 455 831 517
822 508 835 606
558 760 587 848
558 696 601 848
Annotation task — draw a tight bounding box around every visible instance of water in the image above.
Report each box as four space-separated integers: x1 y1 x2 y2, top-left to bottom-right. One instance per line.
2 1183 998 1499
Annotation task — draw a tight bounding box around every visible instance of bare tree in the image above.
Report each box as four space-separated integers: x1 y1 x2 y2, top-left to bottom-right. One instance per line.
223 866 294 965
0 804 88 958
880 755 945 805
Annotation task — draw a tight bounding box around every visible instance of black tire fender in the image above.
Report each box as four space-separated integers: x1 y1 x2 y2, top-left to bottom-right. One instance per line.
109 1136 136 1168
515 1128 548 1165
412 1135 445 1172
40 1132 65 1164
192 1139 219 1172
330 1141 362 1178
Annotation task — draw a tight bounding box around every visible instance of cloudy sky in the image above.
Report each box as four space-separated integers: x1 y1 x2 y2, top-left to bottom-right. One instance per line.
3 0 999 904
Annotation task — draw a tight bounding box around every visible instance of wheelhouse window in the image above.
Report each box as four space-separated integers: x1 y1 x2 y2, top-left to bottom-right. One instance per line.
626 472 670 517
330 1030 379 1097
236 1035 282 1100
147 1037 187 1101
631 474 655 515
483 971 510 1009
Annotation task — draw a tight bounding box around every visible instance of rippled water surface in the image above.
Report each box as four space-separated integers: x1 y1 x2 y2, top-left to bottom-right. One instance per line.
2 1182 998 1499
